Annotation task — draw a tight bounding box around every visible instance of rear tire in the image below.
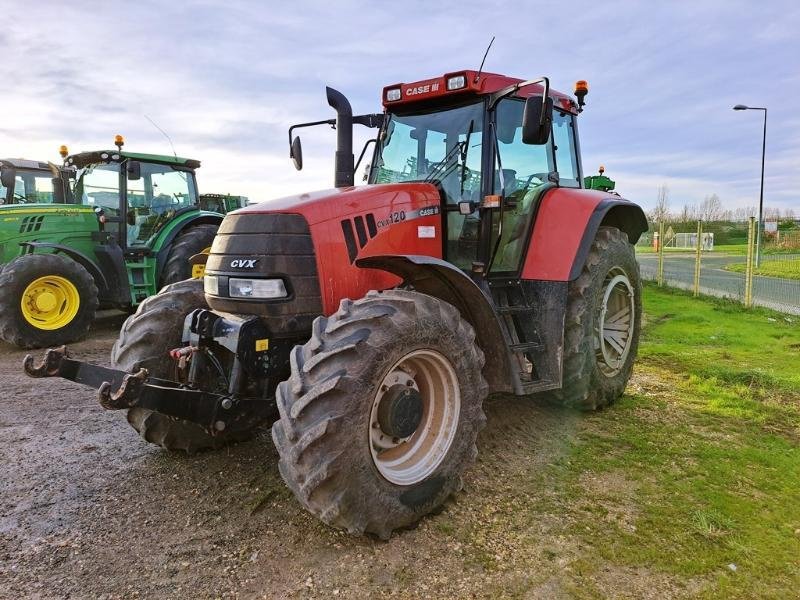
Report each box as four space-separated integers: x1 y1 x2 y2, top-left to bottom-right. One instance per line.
272 289 488 539
159 224 219 288
553 226 641 410
111 278 252 452
0 254 98 349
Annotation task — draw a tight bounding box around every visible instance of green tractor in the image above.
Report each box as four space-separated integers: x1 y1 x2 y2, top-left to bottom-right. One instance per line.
584 165 617 193
0 157 73 205
0 137 240 349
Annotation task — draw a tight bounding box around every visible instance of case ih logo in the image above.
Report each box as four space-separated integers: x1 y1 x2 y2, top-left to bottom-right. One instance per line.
230 259 258 268
406 83 440 96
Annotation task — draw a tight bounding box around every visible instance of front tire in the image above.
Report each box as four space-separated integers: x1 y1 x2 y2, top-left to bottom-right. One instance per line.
0 254 98 349
553 226 642 410
159 224 219 288
111 278 252 452
272 289 488 539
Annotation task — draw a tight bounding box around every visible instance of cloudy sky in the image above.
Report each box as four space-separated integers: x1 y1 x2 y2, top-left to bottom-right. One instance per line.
1 0 798 213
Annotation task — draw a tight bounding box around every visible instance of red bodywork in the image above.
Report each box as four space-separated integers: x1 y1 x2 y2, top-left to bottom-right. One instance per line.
383 70 577 113
235 184 612 313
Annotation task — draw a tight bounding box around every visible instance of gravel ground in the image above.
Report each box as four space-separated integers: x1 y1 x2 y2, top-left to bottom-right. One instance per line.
0 315 647 599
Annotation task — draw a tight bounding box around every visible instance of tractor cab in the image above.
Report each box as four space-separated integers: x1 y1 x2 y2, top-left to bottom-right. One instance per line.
0 158 73 205
67 137 203 251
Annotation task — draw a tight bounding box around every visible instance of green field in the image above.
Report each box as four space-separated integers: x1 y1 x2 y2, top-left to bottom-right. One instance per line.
726 260 800 281
445 284 800 598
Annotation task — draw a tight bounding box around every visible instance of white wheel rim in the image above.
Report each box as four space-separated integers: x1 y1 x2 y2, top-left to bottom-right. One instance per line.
369 349 461 486
594 268 635 377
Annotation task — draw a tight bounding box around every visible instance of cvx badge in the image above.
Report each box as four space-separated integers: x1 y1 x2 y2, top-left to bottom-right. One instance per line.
230 259 258 268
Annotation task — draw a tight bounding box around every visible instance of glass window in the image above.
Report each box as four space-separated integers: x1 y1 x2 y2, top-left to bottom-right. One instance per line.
75 163 121 212
372 101 484 270
126 162 197 246
553 110 579 187
0 170 58 204
490 99 554 272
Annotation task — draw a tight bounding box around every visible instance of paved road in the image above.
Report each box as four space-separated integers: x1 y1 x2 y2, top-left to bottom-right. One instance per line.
636 252 800 315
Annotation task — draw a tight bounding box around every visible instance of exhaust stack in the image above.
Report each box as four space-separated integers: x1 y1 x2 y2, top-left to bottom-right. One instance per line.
326 86 354 187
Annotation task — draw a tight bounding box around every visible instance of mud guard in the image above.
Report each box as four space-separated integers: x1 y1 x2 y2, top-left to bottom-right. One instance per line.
356 254 517 395
20 241 110 291
570 199 648 280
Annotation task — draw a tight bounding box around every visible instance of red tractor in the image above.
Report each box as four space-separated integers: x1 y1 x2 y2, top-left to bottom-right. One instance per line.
26 71 647 538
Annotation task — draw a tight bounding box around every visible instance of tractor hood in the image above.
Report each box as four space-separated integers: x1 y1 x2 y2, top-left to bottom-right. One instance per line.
232 182 441 226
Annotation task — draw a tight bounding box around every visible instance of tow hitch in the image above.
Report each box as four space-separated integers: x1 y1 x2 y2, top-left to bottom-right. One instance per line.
23 346 271 435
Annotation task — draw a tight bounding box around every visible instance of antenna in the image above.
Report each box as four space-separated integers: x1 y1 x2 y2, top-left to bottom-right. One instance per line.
144 114 178 159
474 36 495 83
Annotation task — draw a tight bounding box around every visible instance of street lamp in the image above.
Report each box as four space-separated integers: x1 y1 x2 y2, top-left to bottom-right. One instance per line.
733 104 767 267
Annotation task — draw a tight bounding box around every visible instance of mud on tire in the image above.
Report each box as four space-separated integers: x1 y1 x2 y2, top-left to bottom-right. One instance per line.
112 278 252 452
552 226 642 410
272 289 488 539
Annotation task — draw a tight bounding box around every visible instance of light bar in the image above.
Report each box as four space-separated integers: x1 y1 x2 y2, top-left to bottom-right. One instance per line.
446 74 466 91
229 278 287 299
386 88 402 102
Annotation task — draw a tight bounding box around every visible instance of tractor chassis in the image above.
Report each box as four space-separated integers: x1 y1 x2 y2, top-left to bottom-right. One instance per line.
23 307 294 436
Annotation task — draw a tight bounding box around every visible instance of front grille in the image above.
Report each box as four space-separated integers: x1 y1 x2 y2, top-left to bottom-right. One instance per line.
204 213 322 336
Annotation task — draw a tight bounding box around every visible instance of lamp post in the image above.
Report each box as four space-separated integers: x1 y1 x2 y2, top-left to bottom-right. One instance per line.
733 104 767 267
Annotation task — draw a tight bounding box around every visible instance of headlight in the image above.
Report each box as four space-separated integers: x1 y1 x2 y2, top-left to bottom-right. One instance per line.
229 278 287 299
204 274 219 296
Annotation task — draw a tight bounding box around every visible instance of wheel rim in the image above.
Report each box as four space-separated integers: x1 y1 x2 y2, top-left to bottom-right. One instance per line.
369 349 461 486
20 275 80 330
594 268 635 377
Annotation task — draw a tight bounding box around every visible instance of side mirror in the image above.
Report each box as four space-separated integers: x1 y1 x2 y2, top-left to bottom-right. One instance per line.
522 96 554 145
0 167 15 189
127 160 141 181
290 136 303 171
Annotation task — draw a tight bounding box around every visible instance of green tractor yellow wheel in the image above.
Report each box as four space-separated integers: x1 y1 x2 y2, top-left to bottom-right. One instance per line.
0 254 98 349
20 275 81 330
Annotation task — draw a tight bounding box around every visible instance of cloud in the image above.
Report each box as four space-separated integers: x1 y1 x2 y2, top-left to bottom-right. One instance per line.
0 0 797 212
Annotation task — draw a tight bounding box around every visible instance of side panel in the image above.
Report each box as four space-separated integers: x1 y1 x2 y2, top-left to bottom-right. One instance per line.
0 205 99 264
520 188 647 281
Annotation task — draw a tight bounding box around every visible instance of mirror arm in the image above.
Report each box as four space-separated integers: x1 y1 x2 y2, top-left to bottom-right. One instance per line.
488 77 550 110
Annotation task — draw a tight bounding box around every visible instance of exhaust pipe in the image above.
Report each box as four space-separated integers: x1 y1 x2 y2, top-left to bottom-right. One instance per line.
326 86 354 187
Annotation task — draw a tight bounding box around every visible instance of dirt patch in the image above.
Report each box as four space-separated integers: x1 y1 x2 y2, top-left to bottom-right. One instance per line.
0 326 701 598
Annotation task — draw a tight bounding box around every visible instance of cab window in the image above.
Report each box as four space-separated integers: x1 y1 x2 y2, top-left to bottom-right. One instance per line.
126 162 196 246
553 110 579 187
490 98 554 272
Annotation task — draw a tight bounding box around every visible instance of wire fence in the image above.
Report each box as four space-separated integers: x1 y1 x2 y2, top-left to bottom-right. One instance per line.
635 218 800 315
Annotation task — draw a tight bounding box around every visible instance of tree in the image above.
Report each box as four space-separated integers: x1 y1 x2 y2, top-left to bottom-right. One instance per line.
649 184 670 224
699 194 724 222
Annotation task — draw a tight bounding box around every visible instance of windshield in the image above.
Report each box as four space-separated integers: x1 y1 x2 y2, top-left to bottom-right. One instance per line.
0 168 60 204
75 161 197 246
371 101 484 205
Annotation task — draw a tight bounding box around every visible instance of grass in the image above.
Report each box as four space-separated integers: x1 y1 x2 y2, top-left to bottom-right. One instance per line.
726 259 800 281
445 284 800 598
637 243 798 256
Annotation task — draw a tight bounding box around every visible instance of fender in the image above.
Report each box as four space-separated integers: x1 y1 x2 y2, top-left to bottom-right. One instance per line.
154 212 224 277
521 189 647 281
356 254 516 395
20 241 109 291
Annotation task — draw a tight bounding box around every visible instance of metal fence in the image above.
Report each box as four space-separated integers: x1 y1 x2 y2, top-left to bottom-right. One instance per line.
636 218 800 315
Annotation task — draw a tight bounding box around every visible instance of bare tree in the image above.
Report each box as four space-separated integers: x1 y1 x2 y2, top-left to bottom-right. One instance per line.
699 194 724 221
649 184 670 224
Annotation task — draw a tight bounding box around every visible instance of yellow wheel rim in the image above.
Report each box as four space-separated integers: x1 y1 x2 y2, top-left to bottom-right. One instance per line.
20 275 81 330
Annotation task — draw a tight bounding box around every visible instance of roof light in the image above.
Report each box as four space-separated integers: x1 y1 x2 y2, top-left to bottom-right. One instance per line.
447 74 467 91
574 80 589 112
386 88 401 102
114 134 124 149
59 145 69 158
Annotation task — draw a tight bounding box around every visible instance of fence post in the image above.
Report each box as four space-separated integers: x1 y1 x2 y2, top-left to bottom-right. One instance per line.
744 216 755 307
657 221 665 286
693 220 703 297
